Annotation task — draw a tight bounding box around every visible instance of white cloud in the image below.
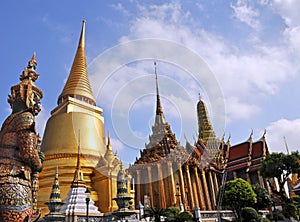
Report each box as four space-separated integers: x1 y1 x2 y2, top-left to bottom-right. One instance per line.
266 118 300 153
115 1 298 122
225 96 261 122
231 0 261 30
111 3 130 16
270 0 300 55
110 137 126 153
90 1 300 152
271 0 300 28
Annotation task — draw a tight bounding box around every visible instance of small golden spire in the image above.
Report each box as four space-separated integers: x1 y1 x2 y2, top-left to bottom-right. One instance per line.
248 128 254 142
107 131 112 151
227 133 231 146
71 130 86 188
58 20 96 106
48 166 62 202
283 136 290 154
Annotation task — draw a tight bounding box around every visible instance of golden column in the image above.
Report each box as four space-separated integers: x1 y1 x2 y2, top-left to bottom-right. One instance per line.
185 164 195 209
208 171 216 209
157 163 166 208
167 161 176 206
191 168 199 207
147 166 154 207
201 170 212 210
194 167 205 210
213 172 219 196
178 165 186 210
108 167 112 211
136 169 141 205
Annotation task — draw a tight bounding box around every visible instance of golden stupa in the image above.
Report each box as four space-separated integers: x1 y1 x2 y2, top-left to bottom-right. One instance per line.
38 21 107 215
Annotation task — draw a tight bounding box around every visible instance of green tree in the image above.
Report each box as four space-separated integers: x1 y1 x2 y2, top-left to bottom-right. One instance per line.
165 207 193 222
260 151 300 202
144 207 166 222
165 207 180 221
221 178 257 221
252 184 272 210
241 207 258 222
178 211 193 221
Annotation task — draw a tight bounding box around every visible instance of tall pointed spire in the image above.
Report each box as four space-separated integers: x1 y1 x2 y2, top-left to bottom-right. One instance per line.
197 96 216 145
107 131 112 151
58 20 96 106
154 62 166 126
49 166 62 202
44 166 65 221
71 130 86 188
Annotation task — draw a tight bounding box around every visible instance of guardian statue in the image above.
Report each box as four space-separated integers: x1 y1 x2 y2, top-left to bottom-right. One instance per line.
0 54 44 221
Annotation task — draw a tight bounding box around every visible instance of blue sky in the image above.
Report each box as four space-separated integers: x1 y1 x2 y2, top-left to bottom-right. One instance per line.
1 0 300 165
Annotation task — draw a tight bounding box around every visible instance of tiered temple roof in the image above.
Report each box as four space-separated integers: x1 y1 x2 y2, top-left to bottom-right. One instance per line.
133 62 188 165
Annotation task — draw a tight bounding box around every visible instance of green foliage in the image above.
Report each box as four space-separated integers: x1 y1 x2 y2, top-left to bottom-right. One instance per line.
221 178 257 220
259 217 269 222
252 184 272 210
144 207 166 222
165 207 193 222
260 151 300 201
241 207 258 222
165 207 180 221
268 211 286 220
282 195 300 220
178 211 193 221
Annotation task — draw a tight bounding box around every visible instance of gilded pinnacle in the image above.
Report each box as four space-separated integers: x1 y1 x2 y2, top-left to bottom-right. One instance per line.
58 20 96 106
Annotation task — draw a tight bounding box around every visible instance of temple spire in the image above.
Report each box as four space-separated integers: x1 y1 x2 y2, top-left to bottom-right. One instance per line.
197 97 216 145
49 166 62 202
58 20 96 106
71 130 86 188
44 166 65 221
107 131 112 151
154 62 166 125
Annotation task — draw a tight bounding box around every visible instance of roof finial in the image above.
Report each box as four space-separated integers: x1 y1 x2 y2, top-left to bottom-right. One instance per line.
283 136 290 154
227 133 231 144
28 52 37 70
71 130 86 188
248 128 253 141
79 20 86 48
198 93 202 101
154 61 160 114
107 131 112 151
154 61 166 125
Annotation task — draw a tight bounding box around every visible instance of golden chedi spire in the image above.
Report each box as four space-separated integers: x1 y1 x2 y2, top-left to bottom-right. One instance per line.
39 21 106 216
58 20 96 106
